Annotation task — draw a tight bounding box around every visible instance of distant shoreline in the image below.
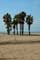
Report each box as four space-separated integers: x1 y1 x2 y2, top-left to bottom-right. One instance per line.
0 32 40 36
0 32 40 33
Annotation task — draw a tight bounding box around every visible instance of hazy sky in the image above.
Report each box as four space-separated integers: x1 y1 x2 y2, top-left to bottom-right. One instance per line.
0 0 40 32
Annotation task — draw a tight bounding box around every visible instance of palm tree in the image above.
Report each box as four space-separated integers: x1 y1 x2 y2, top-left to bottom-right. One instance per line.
26 15 33 35
3 13 12 35
19 11 26 35
12 15 19 35
12 11 26 35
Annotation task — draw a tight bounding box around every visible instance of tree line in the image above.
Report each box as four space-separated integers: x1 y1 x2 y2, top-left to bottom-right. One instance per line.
3 11 33 35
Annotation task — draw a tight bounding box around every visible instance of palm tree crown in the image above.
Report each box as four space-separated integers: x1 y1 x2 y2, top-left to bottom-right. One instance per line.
26 15 33 25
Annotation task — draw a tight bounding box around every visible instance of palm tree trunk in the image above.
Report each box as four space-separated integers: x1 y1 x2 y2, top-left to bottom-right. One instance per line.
20 24 21 35
13 25 15 35
14 28 15 35
16 25 18 35
28 24 30 36
22 24 24 35
7 27 10 35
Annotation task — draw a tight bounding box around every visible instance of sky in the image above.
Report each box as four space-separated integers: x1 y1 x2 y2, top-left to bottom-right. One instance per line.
0 0 40 32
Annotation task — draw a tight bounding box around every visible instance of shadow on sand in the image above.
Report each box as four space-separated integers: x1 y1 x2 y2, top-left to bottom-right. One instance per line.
0 40 40 45
0 58 18 60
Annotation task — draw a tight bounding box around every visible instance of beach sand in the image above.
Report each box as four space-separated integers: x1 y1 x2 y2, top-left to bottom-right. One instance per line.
0 34 40 60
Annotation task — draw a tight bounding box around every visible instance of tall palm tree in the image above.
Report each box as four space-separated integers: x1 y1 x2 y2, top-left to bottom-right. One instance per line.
19 11 26 35
12 12 26 35
26 15 33 35
3 13 12 35
12 15 19 35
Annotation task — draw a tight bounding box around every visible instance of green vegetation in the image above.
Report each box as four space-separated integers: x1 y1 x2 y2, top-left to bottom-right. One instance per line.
26 15 33 35
3 11 33 35
3 13 12 35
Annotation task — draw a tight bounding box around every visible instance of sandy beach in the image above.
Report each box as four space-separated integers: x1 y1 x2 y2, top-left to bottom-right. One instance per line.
0 34 40 60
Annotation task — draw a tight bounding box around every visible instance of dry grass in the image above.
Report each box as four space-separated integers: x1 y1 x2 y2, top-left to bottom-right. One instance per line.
0 34 40 60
